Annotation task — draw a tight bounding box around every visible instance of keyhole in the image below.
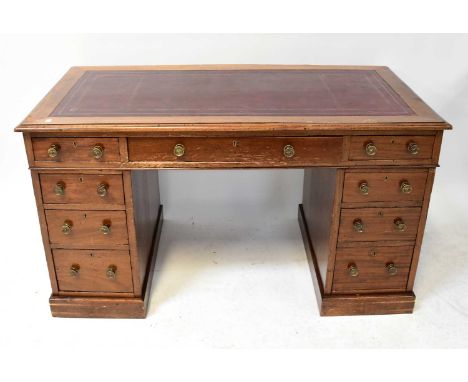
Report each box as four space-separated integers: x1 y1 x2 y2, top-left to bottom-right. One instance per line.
79 177 84 183
73 141 77 148
232 140 239 147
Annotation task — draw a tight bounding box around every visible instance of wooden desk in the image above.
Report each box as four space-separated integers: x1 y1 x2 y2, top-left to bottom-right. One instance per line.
15 65 451 318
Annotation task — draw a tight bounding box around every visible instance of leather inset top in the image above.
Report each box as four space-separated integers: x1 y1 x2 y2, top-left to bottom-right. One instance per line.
51 69 414 117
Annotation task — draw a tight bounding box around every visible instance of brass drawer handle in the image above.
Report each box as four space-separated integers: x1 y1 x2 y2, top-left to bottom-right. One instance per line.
106 265 117 279
174 143 185 157
283 144 295 158
92 144 104 159
97 183 108 197
353 218 364 232
386 262 398 276
69 264 80 277
61 221 72 235
407 142 419 155
47 144 60 158
364 141 377 156
54 182 65 196
400 180 413 194
100 223 111 235
359 181 369 195
394 218 406 232
348 263 359 277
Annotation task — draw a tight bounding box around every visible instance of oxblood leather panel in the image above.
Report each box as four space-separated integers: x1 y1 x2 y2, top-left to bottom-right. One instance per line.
51 70 414 117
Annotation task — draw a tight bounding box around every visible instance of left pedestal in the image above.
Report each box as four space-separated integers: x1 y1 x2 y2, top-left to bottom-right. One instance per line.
27 136 162 318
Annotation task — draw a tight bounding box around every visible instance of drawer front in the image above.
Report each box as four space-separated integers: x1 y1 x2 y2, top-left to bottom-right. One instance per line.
332 246 413 293
45 210 128 246
40 174 124 205
53 249 133 293
32 138 120 163
349 136 435 161
128 137 343 165
338 207 421 242
342 170 428 203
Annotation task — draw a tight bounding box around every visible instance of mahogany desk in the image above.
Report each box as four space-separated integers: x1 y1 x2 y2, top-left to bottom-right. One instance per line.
15 65 451 318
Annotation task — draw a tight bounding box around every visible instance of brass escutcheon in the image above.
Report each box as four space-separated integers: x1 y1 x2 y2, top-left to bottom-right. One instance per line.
174 143 185 157
400 180 413 194
359 181 369 195
47 144 60 158
54 182 65 196
92 144 104 159
97 183 108 197
106 265 117 279
407 142 419 155
365 141 377 156
348 263 359 277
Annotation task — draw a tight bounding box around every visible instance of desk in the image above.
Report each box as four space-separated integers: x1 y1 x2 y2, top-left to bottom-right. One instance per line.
15 65 451 318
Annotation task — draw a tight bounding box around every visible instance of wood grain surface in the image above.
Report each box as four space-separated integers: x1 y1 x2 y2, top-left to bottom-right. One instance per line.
45 210 128 246
40 173 124 205
53 249 133 293
338 207 421 243
342 169 428 203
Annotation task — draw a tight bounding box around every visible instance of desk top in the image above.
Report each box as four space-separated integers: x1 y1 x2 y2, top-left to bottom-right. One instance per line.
16 65 450 133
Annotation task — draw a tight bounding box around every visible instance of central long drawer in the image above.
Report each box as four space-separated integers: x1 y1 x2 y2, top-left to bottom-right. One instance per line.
127 137 344 165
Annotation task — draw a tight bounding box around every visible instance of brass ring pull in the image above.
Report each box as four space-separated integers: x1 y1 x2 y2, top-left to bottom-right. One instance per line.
92 144 104 159
106 265 117 279
54 182 65 196
365 141 377 156
47 144 60 158
407 142 419 155
283 144 295 158
97 183 108 197
353 218 364 233
69 264 80 277
394 218 406 232
400 180 413 194
100 223 111 235
386 263 398 276
359 182 369 195
348 263 359 277
174 144 185 157
61 221 72 235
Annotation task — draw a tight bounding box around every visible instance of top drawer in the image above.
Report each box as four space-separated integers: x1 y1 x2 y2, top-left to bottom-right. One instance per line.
127 137 343 166
349 136 435 161
32 138 121 164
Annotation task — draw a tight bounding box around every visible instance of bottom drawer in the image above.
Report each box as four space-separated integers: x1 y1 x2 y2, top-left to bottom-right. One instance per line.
53 249 133 293
332 245 413 293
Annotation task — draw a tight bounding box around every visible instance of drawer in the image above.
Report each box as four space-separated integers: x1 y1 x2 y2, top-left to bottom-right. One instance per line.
332 245 413 293
40 174 124 205
349 136 435 161
45 210 128 246
342 170 428 203
53 249 133 293
32 137 120 163
338 207 421 242
127 137 343 165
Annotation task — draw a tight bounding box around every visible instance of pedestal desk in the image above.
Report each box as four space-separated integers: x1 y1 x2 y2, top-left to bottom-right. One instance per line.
15 65 451 318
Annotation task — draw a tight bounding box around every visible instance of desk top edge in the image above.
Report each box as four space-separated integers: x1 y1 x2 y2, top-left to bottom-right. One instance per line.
15 65 451 133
